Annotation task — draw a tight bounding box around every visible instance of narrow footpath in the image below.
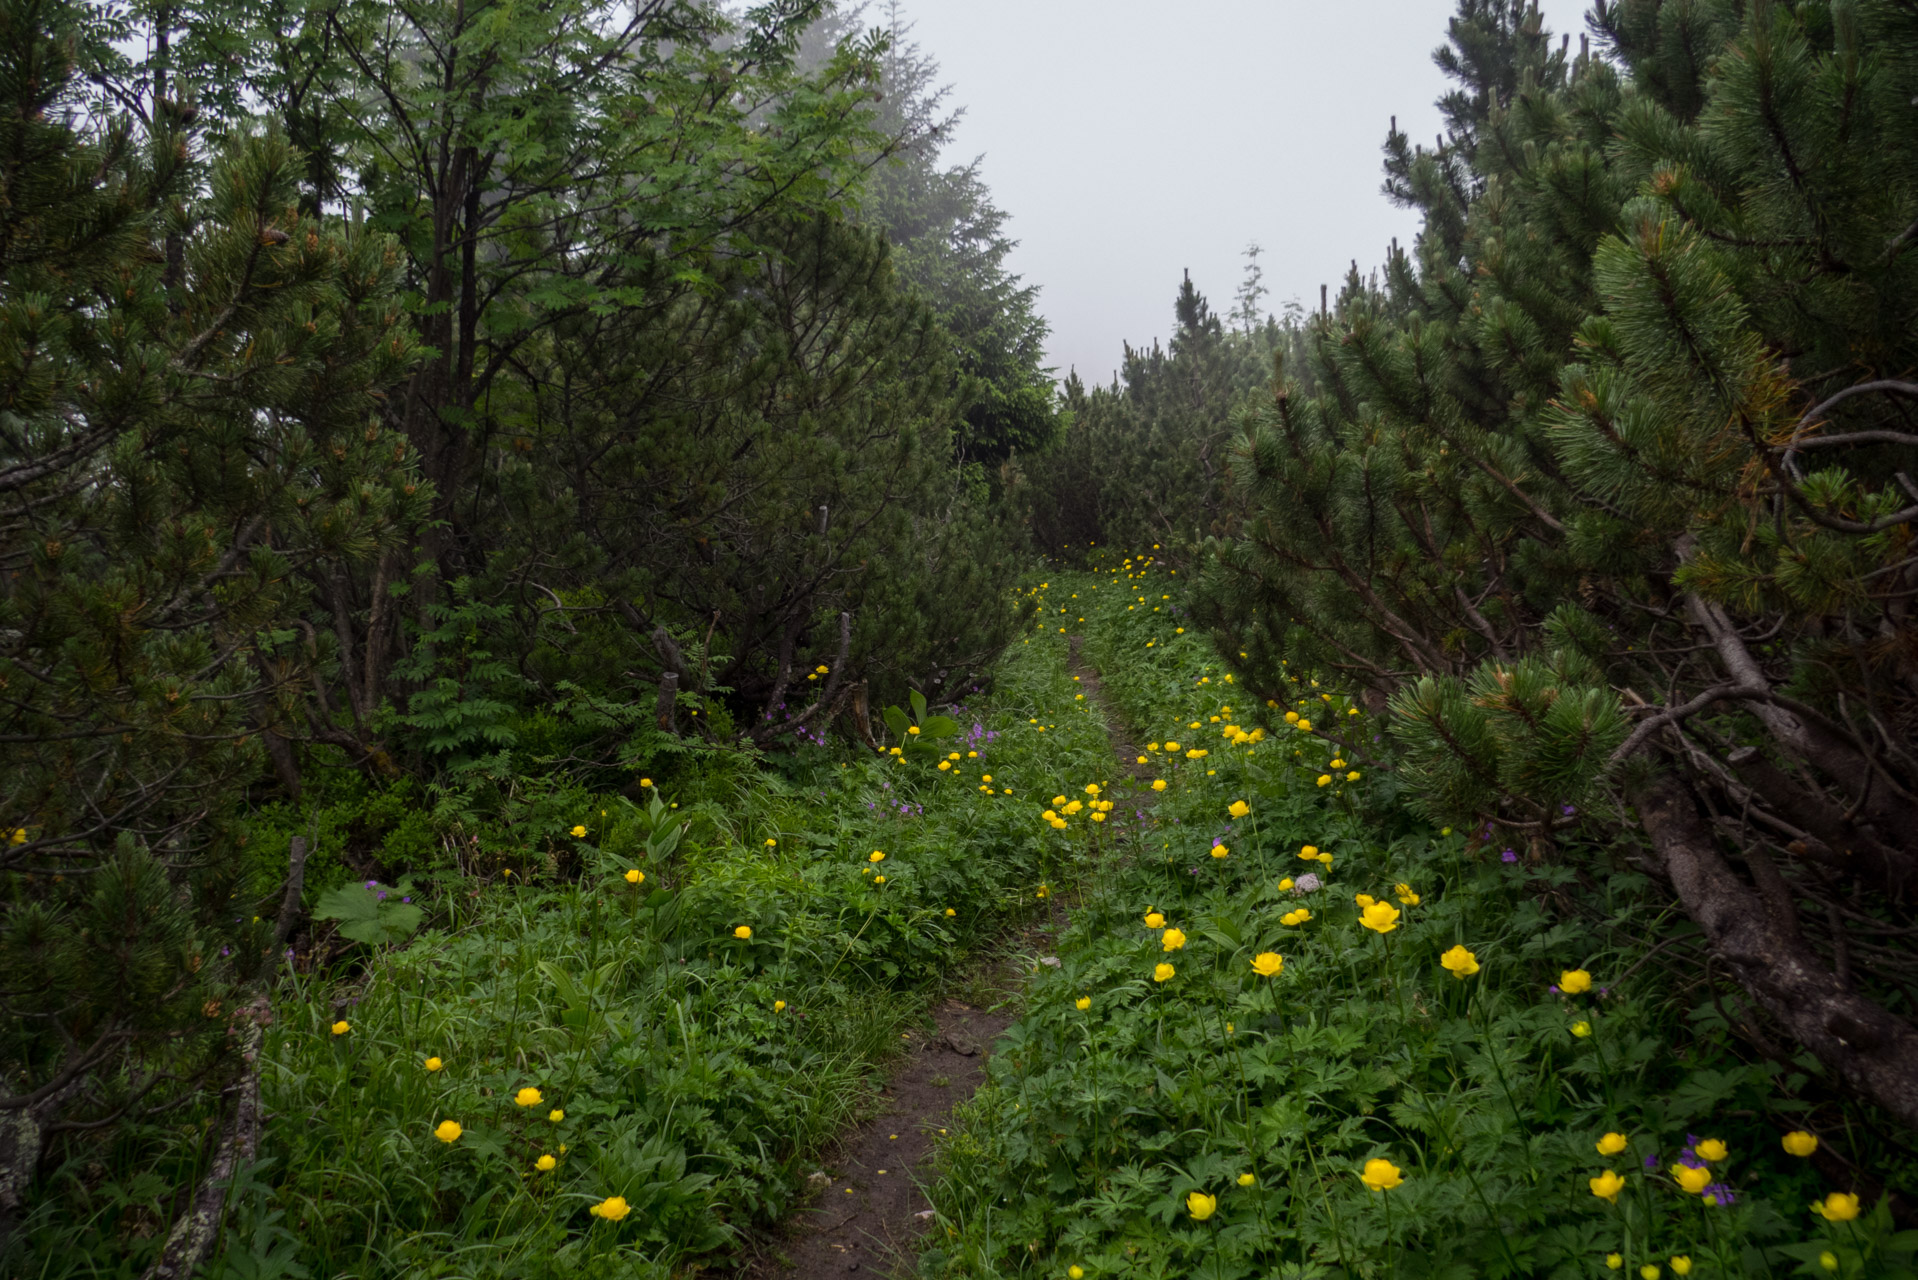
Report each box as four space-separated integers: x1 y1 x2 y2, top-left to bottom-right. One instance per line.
747 633 1150 1279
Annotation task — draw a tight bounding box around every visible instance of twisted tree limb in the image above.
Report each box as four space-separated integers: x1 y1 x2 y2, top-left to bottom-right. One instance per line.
1632 773 1918 1131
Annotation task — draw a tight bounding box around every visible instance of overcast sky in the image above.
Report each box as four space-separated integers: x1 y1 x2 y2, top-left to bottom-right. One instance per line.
886 0 1594 387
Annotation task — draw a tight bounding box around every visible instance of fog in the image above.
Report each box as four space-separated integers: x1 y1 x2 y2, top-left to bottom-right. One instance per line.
891 0 1595 386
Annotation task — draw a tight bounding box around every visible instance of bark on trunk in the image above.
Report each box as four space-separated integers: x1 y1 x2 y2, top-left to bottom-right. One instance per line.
1632 773 1918 1130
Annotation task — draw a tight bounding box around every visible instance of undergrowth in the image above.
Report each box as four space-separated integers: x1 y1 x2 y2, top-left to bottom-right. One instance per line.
916 554 1913 1280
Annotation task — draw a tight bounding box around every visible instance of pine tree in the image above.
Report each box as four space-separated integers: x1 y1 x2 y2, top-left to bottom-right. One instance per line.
1195 0 1918 1127
0 0 418 1225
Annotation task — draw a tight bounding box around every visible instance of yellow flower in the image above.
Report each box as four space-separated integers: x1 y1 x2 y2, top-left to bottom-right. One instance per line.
1281 909 1311 926
1153 963 1175 983
1359 1158 1403 1191
765 838 777 847
1597 1132 1628 1156
1815 1192 1860 1222
944 908 955 916
1228 800 1250 818
1164 741 1180 752
1607 1255 1623 1270
1278 877 1294 890
1251 952 1283 977
1063 801 1083 815
1284 711 1299 723
1671 1164 1711 1195
1084 783 1101 796
1069 1269 1084 1280
1394 883 1419 905
590 1196 632 1221
1151 779 1167 792
1589 1169 1626 1202
1299 845 1318 860
1316 774 1331 787
515 1087 543 1108
434 1120 463 1144
1297 718 1312 732
570 825 587 838
939 761 952 771
1075 996 1091 1010
1209 844 1227 858
625 868 643 884
1186 1191 1216 1220
1783 1130 1819 1157
424 1056 443 1072
1572 1021 1593 1037
1694 1138 1727 1162
330 1020 351 1036
1237 1173 1256 1187
1671 1258 1692 1276
774 1000 787 1011
1329 758 1344 768
1187 749 1208 759
1091 811 1107 823
1347 771 1361 782
734 925 753 939
1359 901 1401 934
874 875 887 883
1821 1252 1839 1271
907 726 921 735
1144 911 1166 928
548 1109 564 1123
1559 969 1593 994
869 851 886 863
1036 884 1049 898
1440 945 1480 979
1355 893 1376 908
1161 928 1186 951
535 1153 556 1172
1641 1268 1661 1280
640 777 652 787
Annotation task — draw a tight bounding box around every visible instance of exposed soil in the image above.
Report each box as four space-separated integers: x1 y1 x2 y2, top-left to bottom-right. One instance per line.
743 999 1012 1278
744 633 1148 1280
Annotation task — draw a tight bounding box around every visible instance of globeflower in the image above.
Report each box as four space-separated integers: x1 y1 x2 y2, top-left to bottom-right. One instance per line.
1316 774 1331 787
424 1056 443 1072
590 1196 632 1221
1597 1132 1628 1156
1237 1173 1255 1187
1359 1158 1403 1191
330 1021 351 1036
1590 1169 1626 1202
548 1109 564 1123
1672 1164 1712 1195
1559 969 1593 994
624 868 643 884
1782 1131 1819 1157
1151 779 1167 791
434 1120 463 1144
1143 911 1166 928
1299 845 1318 860
1281 909 1311 926
1075 996 1091 1010
515 1087 543 1108
734 925 753 939
1394 882 1419 905
1359 901 1401 934
1153 963 1175 983
1440 945 1480 979
536 1154 556 1171
869 851 885 862
570 825 587 838
1164 741 1180 752
1161 928 1187 951
1671 1258 1692 1276
1815 1192 1860 1222
1572 1021 1593 1037
1209 844 1227 858
1251 952 1283 977
1186 1191 1217 1220
1228 800 1250 818
1694 1138 1727 1162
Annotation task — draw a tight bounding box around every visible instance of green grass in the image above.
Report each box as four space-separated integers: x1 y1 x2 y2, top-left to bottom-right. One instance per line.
913 556 1908 1280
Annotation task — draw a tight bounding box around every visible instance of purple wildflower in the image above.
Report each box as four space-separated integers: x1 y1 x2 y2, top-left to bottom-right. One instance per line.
1501 849 1519 863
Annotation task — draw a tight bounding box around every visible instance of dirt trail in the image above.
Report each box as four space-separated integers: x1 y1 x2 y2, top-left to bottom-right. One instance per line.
745 633 1146 1280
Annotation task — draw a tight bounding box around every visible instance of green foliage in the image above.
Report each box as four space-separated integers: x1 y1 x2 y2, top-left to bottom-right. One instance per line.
920 565 1900 1280
312 880 424 948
